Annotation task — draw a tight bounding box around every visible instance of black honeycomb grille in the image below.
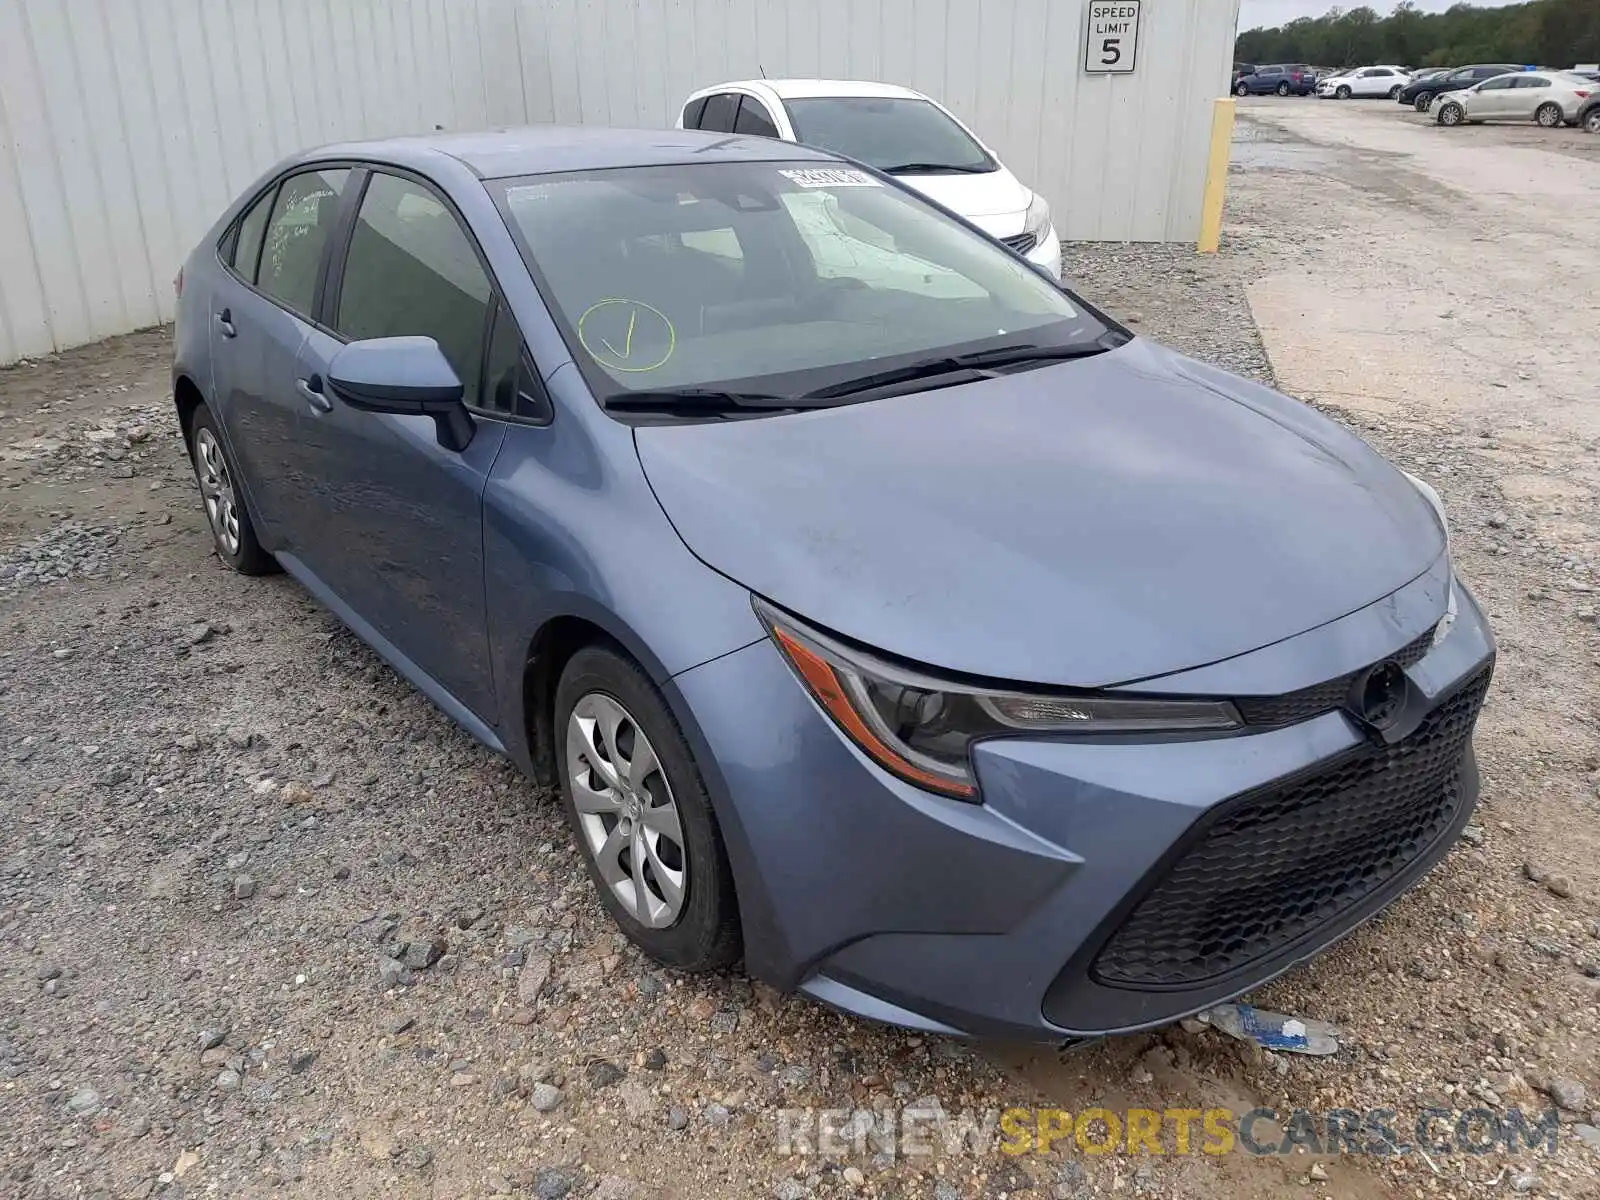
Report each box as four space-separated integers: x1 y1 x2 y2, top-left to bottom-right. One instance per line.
1235 628 1437 728
1091 667 1490 989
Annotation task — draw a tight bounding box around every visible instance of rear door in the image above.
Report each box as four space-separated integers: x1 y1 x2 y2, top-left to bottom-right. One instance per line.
207 167 350 549
1509 75 1552 119
291 167 511 722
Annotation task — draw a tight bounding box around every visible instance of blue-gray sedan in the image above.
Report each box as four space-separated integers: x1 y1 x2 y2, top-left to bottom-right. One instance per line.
172 127 1494 1040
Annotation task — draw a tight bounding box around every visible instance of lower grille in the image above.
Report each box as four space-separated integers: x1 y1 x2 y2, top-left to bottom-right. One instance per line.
1001 231 1038 255
1235 628 1436 728
1091 667 1491 989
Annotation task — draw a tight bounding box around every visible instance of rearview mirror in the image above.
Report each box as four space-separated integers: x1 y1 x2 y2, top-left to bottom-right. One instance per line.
327 336 474 451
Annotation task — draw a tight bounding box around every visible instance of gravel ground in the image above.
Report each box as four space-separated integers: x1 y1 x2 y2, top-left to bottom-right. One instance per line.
2 112 1599 1200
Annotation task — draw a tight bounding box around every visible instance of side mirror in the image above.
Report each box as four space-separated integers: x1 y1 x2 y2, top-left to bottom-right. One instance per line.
327 336 474 452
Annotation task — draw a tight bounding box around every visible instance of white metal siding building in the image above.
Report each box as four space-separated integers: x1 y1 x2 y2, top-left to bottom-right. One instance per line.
0 0 1239 365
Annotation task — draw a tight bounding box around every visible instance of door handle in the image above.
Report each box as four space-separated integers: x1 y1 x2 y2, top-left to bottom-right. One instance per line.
215 309 236 339
296 376 332 413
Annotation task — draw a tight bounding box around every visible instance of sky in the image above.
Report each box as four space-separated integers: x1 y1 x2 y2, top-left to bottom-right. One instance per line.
1238 0 1521 31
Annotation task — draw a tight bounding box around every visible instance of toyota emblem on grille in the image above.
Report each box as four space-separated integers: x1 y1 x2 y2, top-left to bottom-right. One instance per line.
1353 661 1407 729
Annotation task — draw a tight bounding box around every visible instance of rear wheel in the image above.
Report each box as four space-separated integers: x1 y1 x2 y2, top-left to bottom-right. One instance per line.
555 645 740 972
1235 81 1249 96
1336 85 1352 99
1276 81 1291 96
1388 84 1403 99
1413 92 1434 112
189 406 277 575
1535 102 1563 129
1437 101 1465 127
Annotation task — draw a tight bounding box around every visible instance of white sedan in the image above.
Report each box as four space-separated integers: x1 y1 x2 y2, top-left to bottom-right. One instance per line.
1435 70 1597 127
676 79 1061 280
1317 66 1411 99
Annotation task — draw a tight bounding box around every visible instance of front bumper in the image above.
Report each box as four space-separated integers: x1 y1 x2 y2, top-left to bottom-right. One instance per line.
1026 228 1063 281
670 571 1494 1041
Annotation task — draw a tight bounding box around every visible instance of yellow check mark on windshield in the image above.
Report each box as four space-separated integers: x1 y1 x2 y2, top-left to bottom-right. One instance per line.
598 308 638 360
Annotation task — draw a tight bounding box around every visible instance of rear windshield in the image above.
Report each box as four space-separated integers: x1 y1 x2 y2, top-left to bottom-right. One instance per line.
492 160 1104 404
783 97 995 175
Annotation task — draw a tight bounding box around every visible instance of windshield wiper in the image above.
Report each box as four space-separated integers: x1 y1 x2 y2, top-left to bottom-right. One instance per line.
879 161 991 175
803 337 1123 402
601 388 825 417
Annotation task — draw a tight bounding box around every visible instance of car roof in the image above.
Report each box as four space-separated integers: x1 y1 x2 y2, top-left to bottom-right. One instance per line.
304 125 839 180
694 78 928 101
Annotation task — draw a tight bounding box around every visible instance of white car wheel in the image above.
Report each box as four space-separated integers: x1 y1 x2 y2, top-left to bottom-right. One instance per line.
1535 103 1563 129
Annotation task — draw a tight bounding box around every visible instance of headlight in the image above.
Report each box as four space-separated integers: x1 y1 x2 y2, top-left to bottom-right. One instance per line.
1402 470 1450 547
1022 193 1051 242
756 600 1241 800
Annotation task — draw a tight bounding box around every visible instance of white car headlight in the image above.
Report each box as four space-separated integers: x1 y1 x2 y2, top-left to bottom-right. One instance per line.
1022 193 1051 241
1402 470 1449 547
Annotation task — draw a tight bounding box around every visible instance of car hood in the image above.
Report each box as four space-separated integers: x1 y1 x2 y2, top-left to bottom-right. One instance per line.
892 166 1031 234
634 339 1445 688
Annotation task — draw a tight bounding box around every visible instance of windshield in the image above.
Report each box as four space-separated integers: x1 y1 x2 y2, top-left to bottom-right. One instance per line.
782 97 995 174
492 161 1105 406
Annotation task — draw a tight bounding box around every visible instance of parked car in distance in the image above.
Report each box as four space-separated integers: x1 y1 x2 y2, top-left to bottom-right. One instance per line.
677 80 1059 279
1322 66 1411 99
173 126 1494 1042
1435 70 1595 128
1318 65 1411 98
1233 62 1258 85
1398 64 1524 111
1233 64 1318 95
1581 90 1600 133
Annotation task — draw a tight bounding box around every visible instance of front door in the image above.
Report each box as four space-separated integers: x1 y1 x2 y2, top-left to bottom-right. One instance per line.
1472 75 1519 118
290 169 511 724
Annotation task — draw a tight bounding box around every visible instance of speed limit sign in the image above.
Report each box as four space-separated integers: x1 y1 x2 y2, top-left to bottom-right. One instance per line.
1084 0 1141 74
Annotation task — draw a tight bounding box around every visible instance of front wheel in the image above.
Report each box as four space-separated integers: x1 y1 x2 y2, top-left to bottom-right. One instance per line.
189 406 278 575
1585 107 1600 134
556 645 741 972
1437 102 1465 127
1336 85 1352 100
1414 92 1434 112
1535 102 1563 129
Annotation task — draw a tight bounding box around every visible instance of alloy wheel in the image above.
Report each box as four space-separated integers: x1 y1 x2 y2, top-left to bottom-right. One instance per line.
1586 109 1600 134
1535 104 1562 128
566 692 687 929
1414 93 1433 112
194 427 241 556
1439 104 1463 127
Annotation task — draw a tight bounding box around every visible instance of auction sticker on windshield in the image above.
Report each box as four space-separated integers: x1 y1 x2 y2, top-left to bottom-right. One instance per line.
779 168 881 189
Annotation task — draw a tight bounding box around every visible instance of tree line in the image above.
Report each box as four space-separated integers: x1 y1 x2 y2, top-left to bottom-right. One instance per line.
1235 0 1600 70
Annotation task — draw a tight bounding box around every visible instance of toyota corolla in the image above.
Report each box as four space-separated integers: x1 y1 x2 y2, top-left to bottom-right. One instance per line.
172 127 1494 1040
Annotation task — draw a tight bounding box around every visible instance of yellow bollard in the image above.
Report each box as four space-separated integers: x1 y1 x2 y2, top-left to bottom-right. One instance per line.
1196 97 1236 253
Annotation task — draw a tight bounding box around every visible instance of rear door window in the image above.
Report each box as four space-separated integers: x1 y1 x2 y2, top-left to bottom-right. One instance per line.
256 169 350 318
699 93 739 133
1512 76 1551 88
681 97 708 128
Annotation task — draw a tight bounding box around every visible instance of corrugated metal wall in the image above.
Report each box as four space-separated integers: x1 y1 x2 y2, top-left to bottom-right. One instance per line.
0 0 1237 365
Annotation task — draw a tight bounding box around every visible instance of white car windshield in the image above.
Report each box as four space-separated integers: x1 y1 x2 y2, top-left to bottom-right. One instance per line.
493 161 1106 405
782 97 996 175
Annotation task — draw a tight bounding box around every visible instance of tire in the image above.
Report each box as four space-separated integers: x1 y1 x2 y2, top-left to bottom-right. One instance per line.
1234 81 1249 96
188 405 278 575
1276 81 1291 96
1336 85 1352 100
1535 102 1562 129
1585 107 1600 134
1388 85 1403 99
1414 92 1434 112
555 644 740 972
1437 101 1465 127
